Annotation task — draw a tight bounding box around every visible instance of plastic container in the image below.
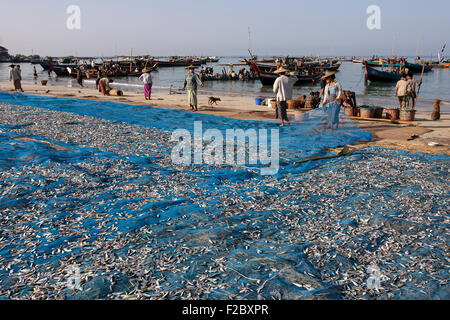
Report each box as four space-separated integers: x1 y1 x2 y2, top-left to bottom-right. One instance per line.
254 97 264 106
385 108 400 120
400 109 416 121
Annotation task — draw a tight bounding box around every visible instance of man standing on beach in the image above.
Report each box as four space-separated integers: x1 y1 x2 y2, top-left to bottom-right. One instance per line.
273 67 297 126
9 64 23 92
76 67 84 89
395 74 408 109
406 74 419 109
182 65 203 111
16 65 24 92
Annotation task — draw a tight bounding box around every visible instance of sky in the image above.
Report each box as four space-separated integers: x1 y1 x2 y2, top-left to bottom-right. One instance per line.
0 0 449 58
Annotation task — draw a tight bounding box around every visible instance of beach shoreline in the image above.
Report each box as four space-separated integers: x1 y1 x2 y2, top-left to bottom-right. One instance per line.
1 81 449 155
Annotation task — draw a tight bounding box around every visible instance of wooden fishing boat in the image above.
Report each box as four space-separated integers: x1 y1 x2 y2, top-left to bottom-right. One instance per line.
153 58 202 67
47 60 73 76
324 63 341 71
247 60 323 86
404 61 433 73
200 74 259 82
365 61 403 68
206 56 220 63
364 61 401 82
433 63 450 69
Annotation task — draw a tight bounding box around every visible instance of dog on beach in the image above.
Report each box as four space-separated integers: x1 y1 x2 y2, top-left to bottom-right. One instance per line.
208 96 221 106
431 99 440 120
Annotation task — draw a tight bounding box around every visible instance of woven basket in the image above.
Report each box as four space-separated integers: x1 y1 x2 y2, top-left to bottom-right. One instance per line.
359 108 374 118
399 109 416 121
287 100 297 109
343 106 356 117
270 100 277 109
373 107 383 118
385 108 400 120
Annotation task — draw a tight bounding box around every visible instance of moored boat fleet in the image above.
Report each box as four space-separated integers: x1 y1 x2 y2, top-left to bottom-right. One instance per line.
351 55 449 83
29 52 448 87
34 56 221 78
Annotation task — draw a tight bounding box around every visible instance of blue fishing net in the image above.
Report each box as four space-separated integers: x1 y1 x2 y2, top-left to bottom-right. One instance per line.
0 91 448 300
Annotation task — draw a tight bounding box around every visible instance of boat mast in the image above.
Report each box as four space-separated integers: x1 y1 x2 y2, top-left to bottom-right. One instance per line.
248 27 252 56
130 48 133 72
391 35 395 58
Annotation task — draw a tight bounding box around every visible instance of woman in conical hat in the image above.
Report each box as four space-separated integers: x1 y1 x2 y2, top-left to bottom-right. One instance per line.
274 67 288 74
321 71 336 80
320 71 342 129
139 67 153 100
320 71 341 106
183 64 203 111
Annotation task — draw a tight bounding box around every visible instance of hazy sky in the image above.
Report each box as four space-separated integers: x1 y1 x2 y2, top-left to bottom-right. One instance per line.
1 0 449 57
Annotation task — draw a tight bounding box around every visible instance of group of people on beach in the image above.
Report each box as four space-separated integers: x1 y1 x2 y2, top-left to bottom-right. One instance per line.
272 68 342 126
395 73 420 109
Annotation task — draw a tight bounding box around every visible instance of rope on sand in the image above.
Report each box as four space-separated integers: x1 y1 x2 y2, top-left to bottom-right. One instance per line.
212 258 261 283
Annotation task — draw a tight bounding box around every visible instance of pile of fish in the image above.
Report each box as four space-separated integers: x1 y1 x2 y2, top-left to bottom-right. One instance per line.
0 101 448 300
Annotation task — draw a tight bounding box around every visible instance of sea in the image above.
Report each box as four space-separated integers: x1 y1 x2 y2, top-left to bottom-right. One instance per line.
1 57 449 111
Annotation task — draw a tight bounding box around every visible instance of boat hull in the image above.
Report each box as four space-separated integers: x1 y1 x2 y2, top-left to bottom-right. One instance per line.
364 62 401 82
404 61 433 73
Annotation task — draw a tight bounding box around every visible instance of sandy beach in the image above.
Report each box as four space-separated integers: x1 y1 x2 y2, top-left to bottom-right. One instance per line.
1 81 449 155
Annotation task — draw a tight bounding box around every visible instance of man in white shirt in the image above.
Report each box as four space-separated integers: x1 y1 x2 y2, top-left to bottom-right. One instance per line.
273 67 297 126
395 74 409 109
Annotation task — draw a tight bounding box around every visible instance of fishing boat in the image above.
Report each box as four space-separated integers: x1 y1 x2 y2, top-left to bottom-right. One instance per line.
67 67 97 79
200 74 259 82
404 61 433 73
153 57 202 67
41 57 78 74
30 56 41 64
364 61 401 82
206 56 220 63
365 61 403 68
433 63 450 69
47 60 77 76
247 60 323 86
324 63 341 71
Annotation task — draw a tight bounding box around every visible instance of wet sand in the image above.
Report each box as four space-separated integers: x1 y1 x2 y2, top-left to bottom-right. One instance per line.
1 81 449 155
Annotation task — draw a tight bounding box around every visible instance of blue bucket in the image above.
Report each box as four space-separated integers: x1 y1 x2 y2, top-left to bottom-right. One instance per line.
255 97 264 106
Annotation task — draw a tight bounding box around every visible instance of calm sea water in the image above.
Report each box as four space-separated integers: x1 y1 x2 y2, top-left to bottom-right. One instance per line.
1 57 449 110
